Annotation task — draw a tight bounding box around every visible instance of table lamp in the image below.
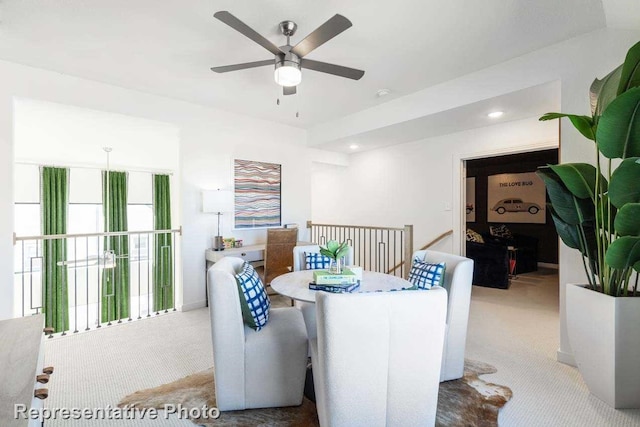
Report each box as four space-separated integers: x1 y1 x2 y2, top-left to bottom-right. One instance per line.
202 189 234 251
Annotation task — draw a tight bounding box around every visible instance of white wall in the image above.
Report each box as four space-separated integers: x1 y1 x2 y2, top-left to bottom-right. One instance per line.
13 98 180 173
0 59 344 319
311 27 640 365
312 117 558 253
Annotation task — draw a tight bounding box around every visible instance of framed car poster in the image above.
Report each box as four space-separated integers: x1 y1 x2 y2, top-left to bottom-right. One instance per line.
487 172 546 224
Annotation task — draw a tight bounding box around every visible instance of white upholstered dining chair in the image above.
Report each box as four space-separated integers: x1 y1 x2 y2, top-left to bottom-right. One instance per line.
292 244 354 339
412 249 474 382
207 257 308 411
311 288 448 427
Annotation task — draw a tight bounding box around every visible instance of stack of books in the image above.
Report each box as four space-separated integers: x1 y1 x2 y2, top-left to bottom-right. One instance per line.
309 268 360 293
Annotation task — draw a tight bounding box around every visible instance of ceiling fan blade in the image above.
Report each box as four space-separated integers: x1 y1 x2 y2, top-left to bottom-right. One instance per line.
211 59 273 73
283 86 297 96
290 14 352 57
214 11 283 57
301 59 364 80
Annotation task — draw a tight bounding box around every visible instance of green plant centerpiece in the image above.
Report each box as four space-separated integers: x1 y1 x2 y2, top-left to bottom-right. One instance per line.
319 240 350 274
537 40 640 408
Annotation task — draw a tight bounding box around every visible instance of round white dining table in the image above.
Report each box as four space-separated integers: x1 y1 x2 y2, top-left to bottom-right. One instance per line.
270 270 412 303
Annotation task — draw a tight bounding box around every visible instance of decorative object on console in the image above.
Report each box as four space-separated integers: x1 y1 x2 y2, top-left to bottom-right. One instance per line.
319 240 350 274
234 159 281 229
223 237 235 249
537 40 640 408
202 189 234 251
487 172 546 224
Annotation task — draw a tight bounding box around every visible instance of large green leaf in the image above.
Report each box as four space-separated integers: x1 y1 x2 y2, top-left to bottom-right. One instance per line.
614 203 640 236
549 208 582 250
549 163 605 200
539 113 595 141
596 87 640 159
590 65 623 122
609 157 640 208
605 236 640 269
618 41 640 95
537 167 595 225
335 243 349 260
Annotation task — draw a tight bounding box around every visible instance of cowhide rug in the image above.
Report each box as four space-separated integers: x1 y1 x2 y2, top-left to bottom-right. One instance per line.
119 359 512 426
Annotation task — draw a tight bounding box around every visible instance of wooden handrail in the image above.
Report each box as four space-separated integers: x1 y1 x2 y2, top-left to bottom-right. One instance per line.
418 229 454 251
387 229 453 274
306 220 406 232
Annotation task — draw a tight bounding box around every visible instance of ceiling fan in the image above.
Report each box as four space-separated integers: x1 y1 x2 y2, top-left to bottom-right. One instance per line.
211 11 365 96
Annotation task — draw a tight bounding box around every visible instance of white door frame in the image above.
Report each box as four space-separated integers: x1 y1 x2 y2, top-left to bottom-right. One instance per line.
452 141 558 256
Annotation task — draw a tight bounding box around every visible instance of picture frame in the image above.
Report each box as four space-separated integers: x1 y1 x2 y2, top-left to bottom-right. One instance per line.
233 159 282 229
487 172 546 224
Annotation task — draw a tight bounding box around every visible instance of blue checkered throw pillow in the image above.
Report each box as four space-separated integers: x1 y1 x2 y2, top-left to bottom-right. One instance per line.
408 259 446 290
305 252 332 270
235 262 270 331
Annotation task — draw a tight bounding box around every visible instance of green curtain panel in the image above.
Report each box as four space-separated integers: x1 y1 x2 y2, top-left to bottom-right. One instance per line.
41 167 69 333
101 171 130 323
153 174 173 311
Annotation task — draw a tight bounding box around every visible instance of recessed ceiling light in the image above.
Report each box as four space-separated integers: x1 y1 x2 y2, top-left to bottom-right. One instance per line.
376 89 391 98
349 144 359 150
488 111 504 118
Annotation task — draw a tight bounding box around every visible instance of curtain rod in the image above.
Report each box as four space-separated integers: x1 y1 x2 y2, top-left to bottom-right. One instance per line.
14 160 174 176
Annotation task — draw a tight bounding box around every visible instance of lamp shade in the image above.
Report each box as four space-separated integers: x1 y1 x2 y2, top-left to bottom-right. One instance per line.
202 189 234 213
274 62 302 86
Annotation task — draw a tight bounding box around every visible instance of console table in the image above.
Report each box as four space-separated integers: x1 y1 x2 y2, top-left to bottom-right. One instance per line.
205 244 265 268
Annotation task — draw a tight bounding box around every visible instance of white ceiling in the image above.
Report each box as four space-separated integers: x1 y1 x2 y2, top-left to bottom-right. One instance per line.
321 81 562 153
0 0 606 129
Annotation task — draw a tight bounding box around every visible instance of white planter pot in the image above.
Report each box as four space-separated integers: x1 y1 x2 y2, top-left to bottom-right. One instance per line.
566 283 640 408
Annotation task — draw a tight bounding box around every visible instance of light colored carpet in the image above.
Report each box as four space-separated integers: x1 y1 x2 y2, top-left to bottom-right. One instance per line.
466 269 640 426
43 268 640 426
117 359 511 427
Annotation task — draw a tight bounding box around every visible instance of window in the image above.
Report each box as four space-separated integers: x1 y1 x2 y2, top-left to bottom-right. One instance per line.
14 203 41 273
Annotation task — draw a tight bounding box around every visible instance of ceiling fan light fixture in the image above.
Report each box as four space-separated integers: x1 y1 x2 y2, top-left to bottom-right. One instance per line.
274 60 302 87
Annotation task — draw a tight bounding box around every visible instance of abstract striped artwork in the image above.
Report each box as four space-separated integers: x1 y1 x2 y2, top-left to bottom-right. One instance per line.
234 159 282 229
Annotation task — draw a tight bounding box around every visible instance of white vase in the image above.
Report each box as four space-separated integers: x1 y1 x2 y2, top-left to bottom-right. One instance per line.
566 283 640 408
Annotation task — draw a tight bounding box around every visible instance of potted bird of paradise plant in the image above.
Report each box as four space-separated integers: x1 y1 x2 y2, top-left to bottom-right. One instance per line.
536 40 640 408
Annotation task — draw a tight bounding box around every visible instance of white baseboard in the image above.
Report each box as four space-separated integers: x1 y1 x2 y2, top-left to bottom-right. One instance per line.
557 349 576 367
538 262 559 269
180 300 207 312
